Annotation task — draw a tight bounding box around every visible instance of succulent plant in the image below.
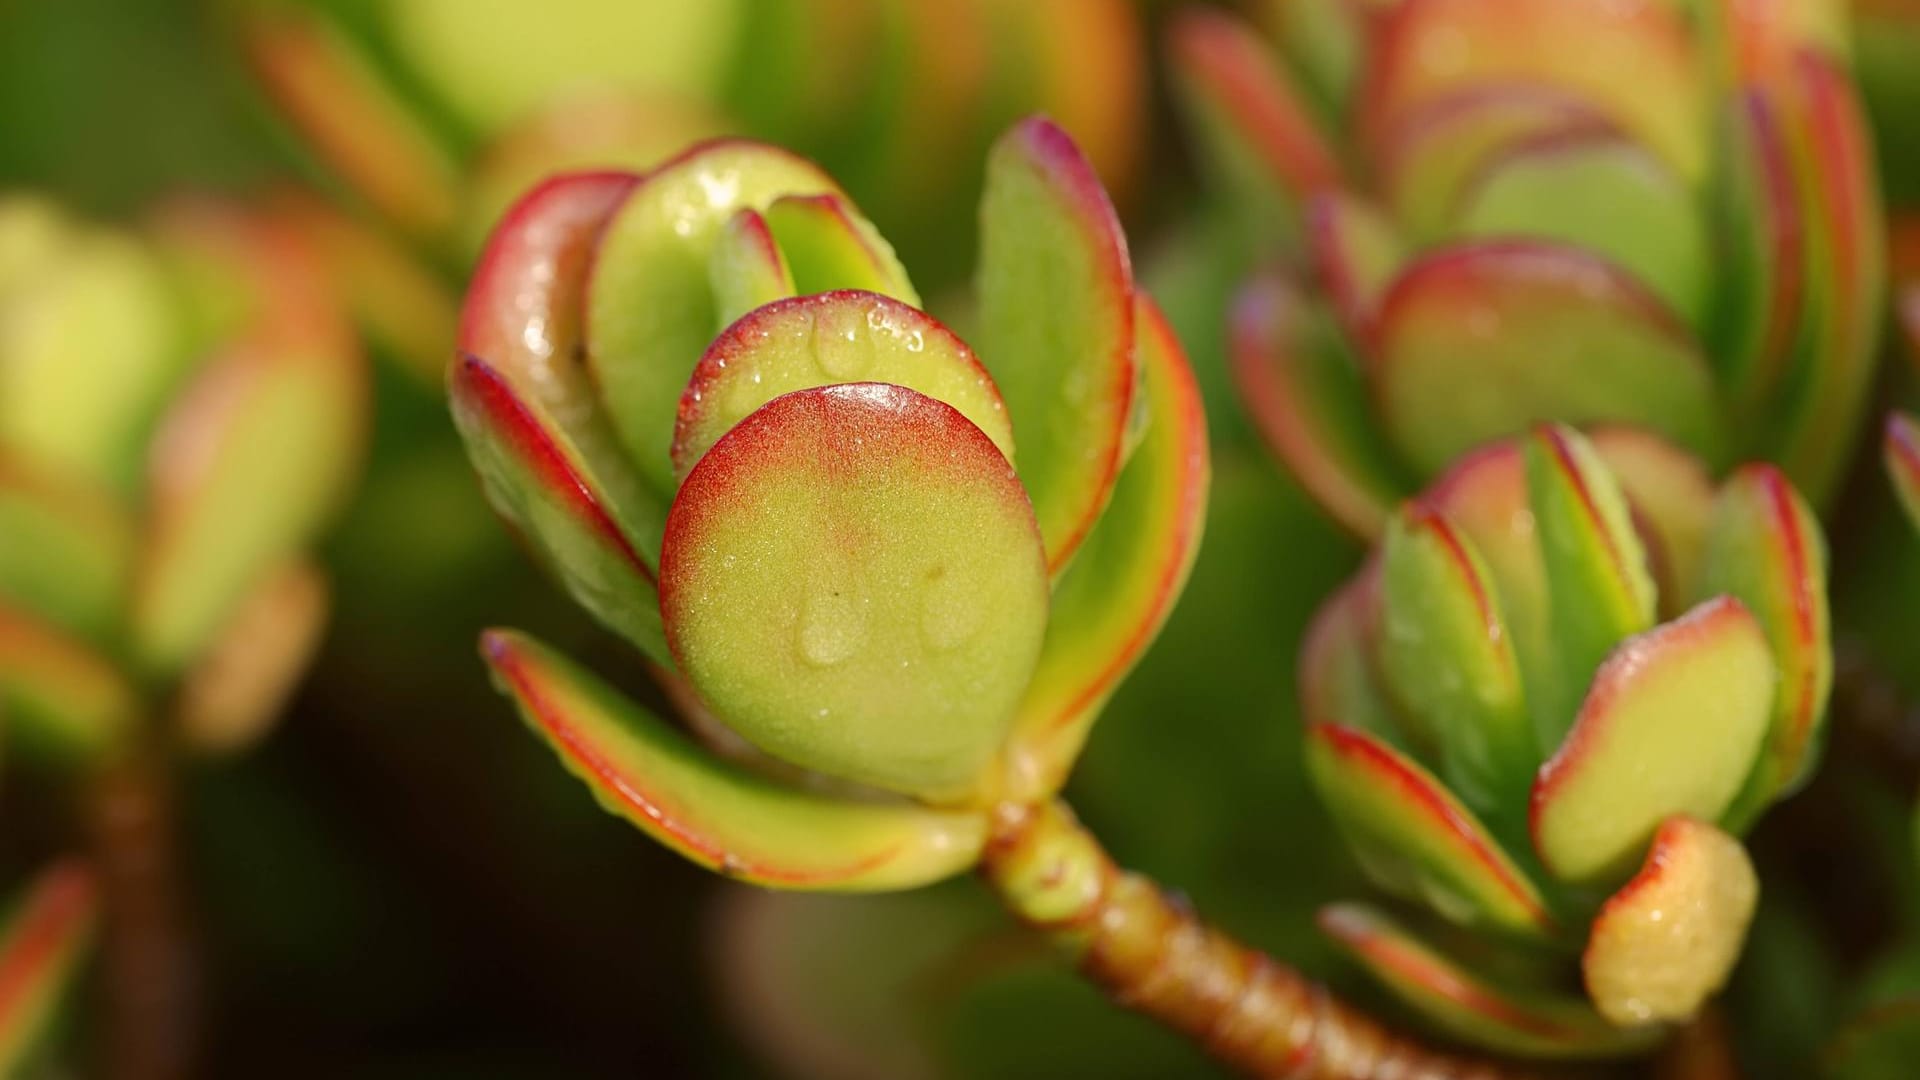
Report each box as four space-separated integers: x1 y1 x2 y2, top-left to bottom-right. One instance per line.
1171 0 1884 535
1299 421 1830 1057
233 0 1142 268
453 116 1205 884
0 194 364 764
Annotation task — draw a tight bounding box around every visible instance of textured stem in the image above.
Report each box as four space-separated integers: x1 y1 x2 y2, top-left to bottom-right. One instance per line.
84 747 200 1080
978 800 1531 1080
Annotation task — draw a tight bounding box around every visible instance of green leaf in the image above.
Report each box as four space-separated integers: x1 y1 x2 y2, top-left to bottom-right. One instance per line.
1531 598 1775 886
1299 564 1413 751
1305 191 1405 343
1228 273 1408 536
461 170 666 567
131 336 363 677
1377 503 1537 829
975 116 1135 576
0 457 132 644
660 384 1048 801
1582 815 1757 1027
585 141 852 497
1004 297 1209 800
1588 428 1716 616
762 193 918 304
1320 903 1658 1059
671 290 1013 483
1450 131 1708 329
1698 466 1831 828
1523 425 1658 746
0 861 97 1075
1305 723 1556 940
449 356 668 663
1706 92 1803 424
1374 241 1724 477
482 629 988 891
708 208 796 327
0 608 137 765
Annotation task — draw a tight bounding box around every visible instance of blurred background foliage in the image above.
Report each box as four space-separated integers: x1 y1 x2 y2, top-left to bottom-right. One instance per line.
2 0 1918 1076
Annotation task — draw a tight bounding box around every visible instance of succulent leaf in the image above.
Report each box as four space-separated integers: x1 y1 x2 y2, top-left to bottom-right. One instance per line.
0 457 133 644
761 193 919 304
1299 565 1411 750
1319 902 1660 1060
660 383 1048 801
671 291 1013 482
174 559 328 757
585 141 855 497
975 116 1136 576
0 608 137 765
708 209 797 326
1530 597 1775 886
1004 296 1209 800
1305 723 1557 940
0 862 97 1075
482 628 984 891
1306 192 1406 344
1582 815 1758 1027
1886 412 1920 530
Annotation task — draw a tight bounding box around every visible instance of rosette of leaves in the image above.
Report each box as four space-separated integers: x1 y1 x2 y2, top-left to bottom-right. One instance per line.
0 194 364 765
452 116 1208 891
230 0 1142 269
1170 0 1884 535
1299 422 1832 1058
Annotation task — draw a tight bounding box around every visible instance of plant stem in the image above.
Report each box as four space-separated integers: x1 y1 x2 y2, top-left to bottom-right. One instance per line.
83 745 200 1080
977 799 1531 1080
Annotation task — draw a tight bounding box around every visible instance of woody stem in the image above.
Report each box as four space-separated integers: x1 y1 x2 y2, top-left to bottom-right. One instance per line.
976 799 1532 1080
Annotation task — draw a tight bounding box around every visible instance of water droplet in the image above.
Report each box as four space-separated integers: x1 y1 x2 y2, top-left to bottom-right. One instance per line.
920 566 986 652
814 306 872 379
798 584 867 666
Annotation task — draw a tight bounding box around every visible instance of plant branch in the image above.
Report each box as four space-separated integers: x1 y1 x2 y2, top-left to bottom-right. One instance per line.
977 799 1532 1080
83 743 201 1080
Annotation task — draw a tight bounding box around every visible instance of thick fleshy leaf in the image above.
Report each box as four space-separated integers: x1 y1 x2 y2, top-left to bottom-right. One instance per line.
0 608 137 764
762 193 919 304
1319 903 1658 1059
1229 273 1407 536
238 6 459 237
975 116 1136 575
381 0 740 134
1531 598 1775 886
131 334 363 675
1167 9 1342 237
459 170 665 566
0 456 132 643
1588 428 1716 612
1709 93 1805 424
1377 504 1535 825
1306 192 1404 344
1524 425 1658 745
1886 412 1920 531
671 291 1013 482
586 141 853 497
1451 131 1707 328
174 559 327 756
1424 443 1560 740
0 861 98 1075
1582 816 1758 1027
482 629 985 891
1698 466 1830 825
1374 241 1724 477
1003 297 1209 799
661 384 1048 802
1305 723 1556 939
1361 0 1706 184
708 209 796 327
0 225 183 491
1769 52 1886 507
1299 564 1411 749
449 356 667 662
1380 87 1616 243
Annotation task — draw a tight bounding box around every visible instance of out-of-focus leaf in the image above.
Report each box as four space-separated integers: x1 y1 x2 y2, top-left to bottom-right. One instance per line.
0 861 98 1075
0 455 132 643
0 608 137 764
762 192 919 304
174 558 327 756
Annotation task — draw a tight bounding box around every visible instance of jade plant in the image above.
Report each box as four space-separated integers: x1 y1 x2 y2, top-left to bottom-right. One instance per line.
1170 0 1883 535
232 0 1142 266
0 195 366 1074
449 117 1560 1076
1301 423 1830 1058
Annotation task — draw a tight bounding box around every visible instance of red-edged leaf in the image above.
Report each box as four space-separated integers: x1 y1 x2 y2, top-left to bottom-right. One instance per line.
0 861 98 1074
0 608 137 764
482 629 989 891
